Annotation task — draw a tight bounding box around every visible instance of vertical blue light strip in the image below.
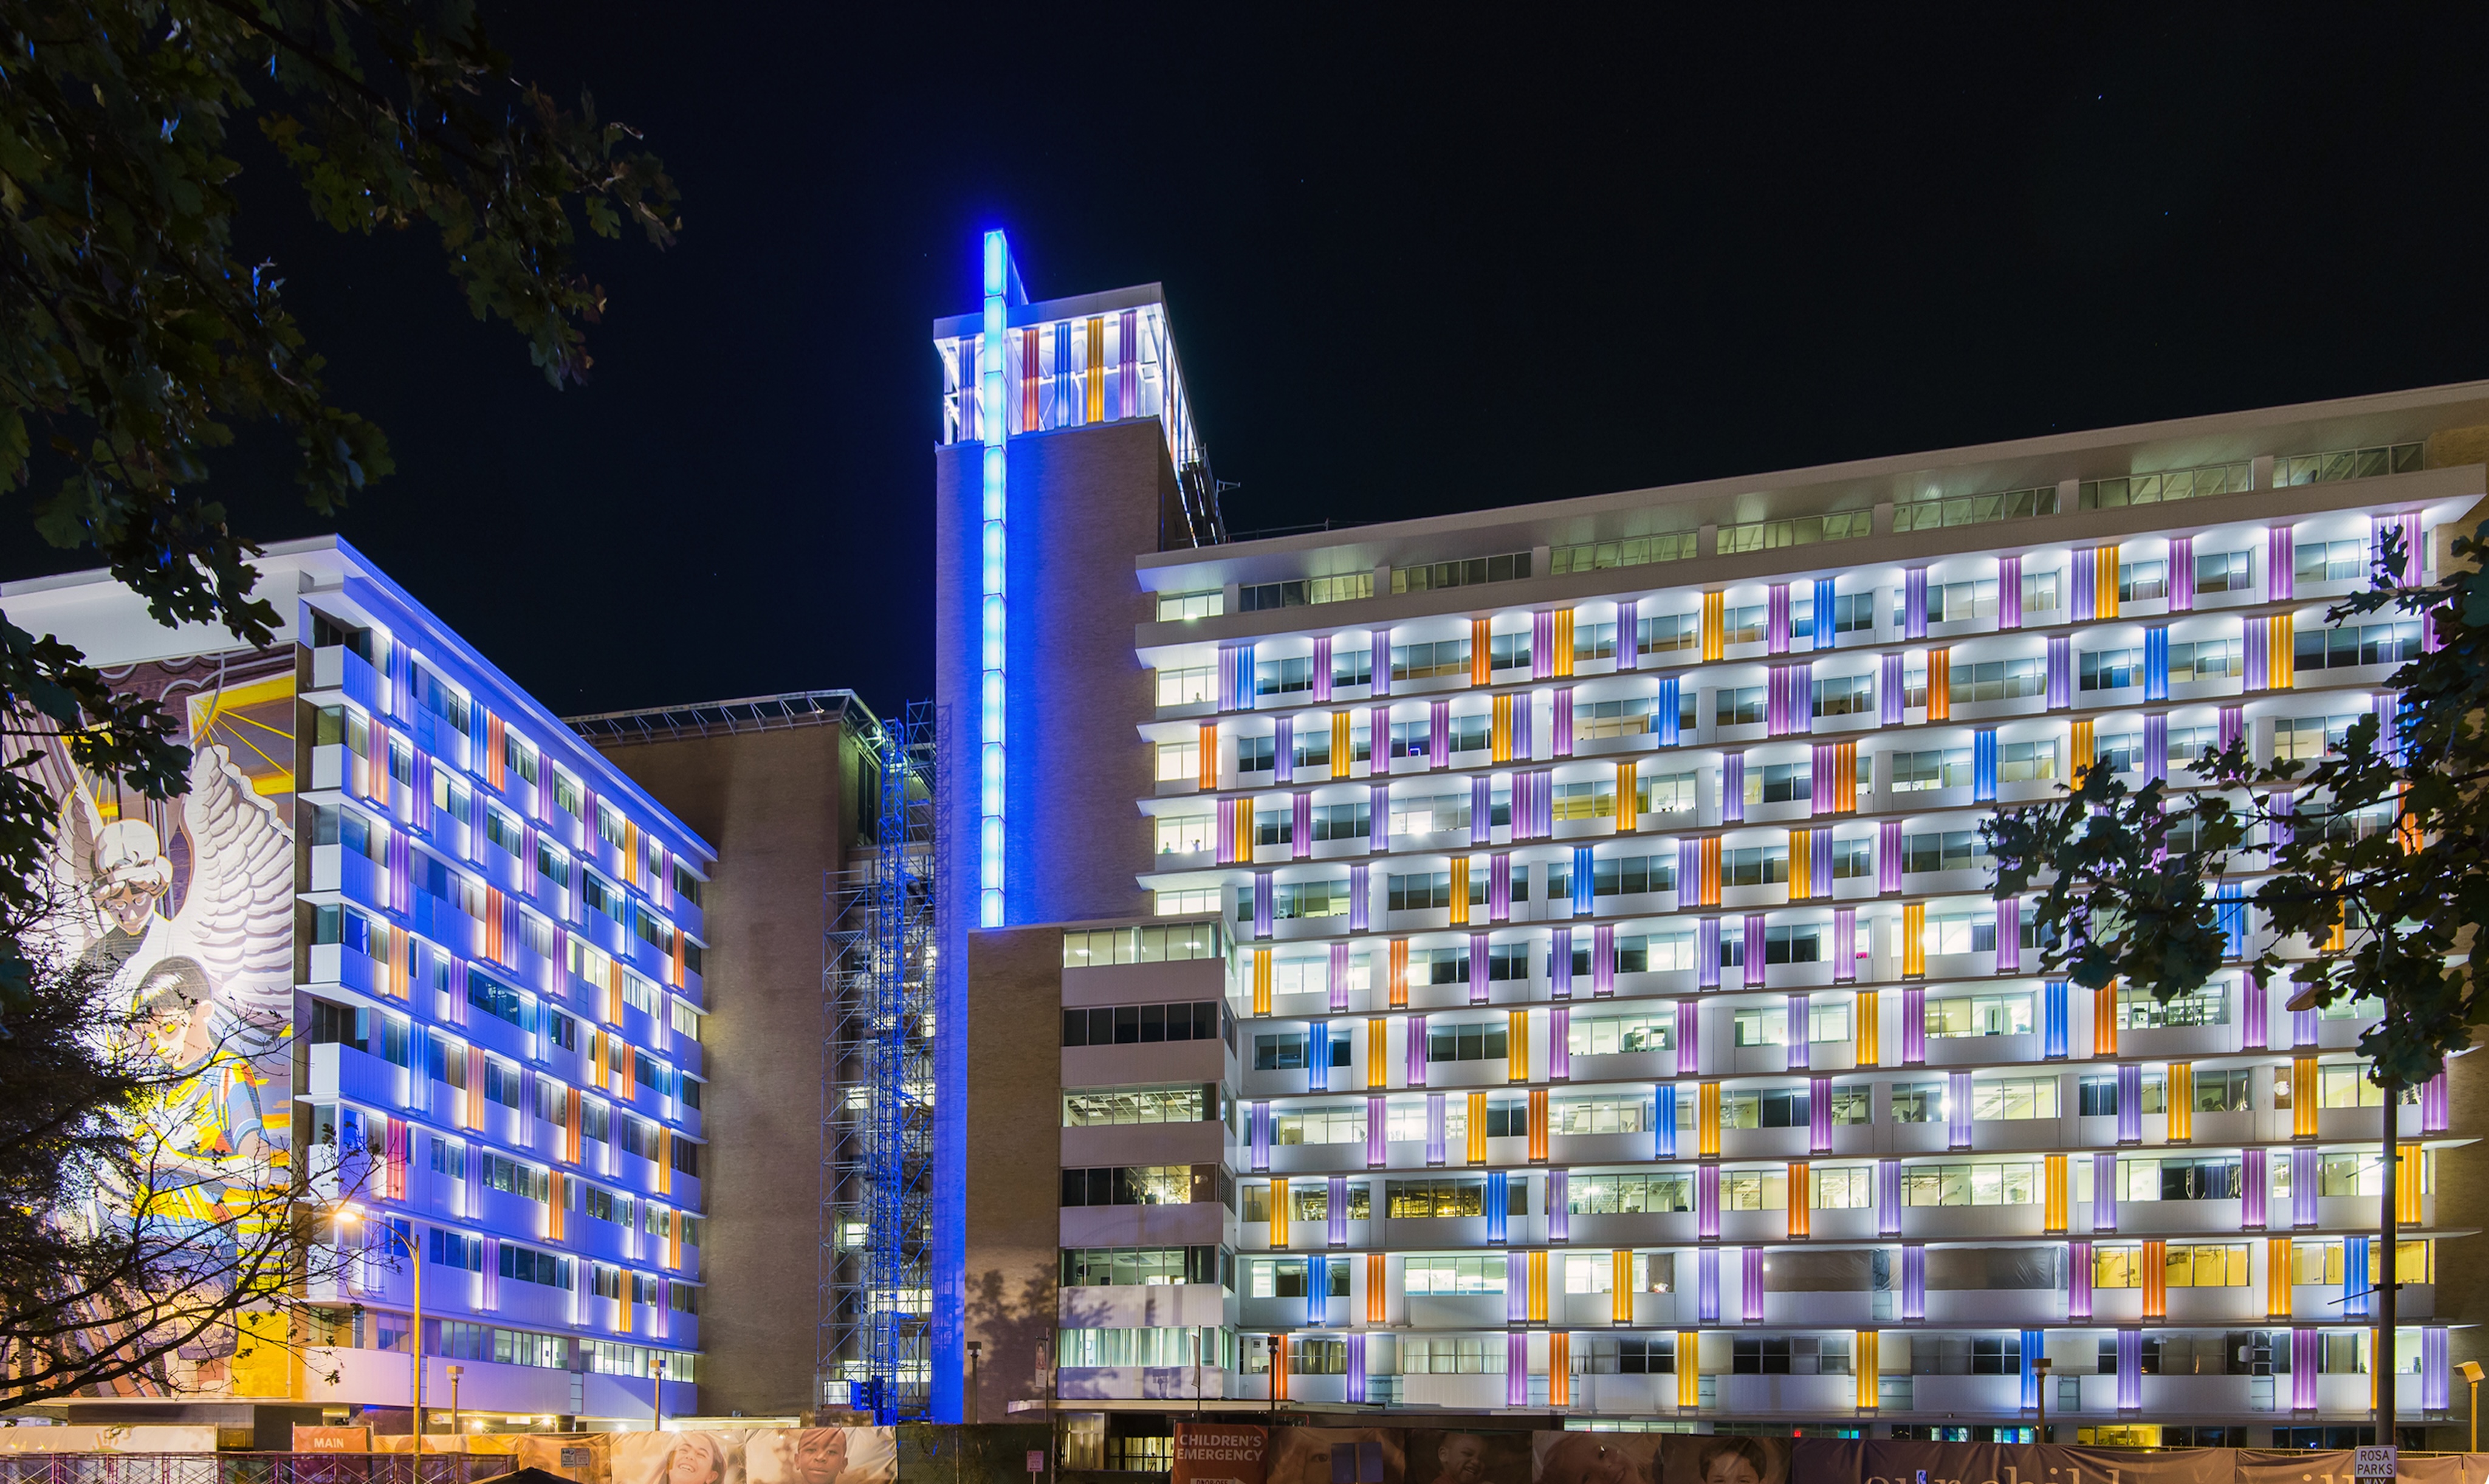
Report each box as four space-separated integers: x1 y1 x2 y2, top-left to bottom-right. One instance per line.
978 230 1011 927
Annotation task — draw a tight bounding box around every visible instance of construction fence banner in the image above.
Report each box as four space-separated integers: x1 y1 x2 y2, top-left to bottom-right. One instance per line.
517 1430 896 1484
1171 1429 2489 1484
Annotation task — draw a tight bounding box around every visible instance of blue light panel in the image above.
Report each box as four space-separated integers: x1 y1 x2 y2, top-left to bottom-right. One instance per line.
978 231 1011 926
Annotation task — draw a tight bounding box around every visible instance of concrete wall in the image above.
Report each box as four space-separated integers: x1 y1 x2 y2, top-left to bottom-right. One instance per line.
959 926 1069 1426
589 721 862 1419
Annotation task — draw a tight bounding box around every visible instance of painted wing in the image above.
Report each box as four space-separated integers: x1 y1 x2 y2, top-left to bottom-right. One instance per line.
31 776 106 975
170 743 295 1036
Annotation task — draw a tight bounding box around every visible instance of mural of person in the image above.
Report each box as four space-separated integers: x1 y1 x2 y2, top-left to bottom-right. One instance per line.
1533 1432 1657 1484
1428 1435 1489 1484
1663 1437 1787 1484
668 1433 732 1484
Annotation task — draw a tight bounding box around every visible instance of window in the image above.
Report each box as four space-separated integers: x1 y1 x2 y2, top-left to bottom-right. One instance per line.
2022 570 2062 613
1578 695 1655 740
1752 762 1811 804
1890 1084 1941 1123
1949 658 2044 703
1721 845 1788 888
1899 1163 2041 1206
1568 1010 1675 1056
1720 1087 1811 1129
1386 1178 1520 1219
1734 1335 1851 1375
1591 854 1675 897
1240 574 1370 610
1252 1031 1346 1071
1332 646 1373 688
1155 667 1213 707
1567 1173 1692 1214
1427 1020 1510 1063
2191 1067 2253 1113
1572 1335 1678 1375
1830 1085 1872 1125
1310 801 1370 841
1999 740 2056 783
1157 591 1223 622
503 732 538 785
2116 982 2226 1028
1398 1336 1508 1375
1153 813 1214 856
1903 831 1989 873
1920 914 1991 955
1722 606 1768 645
2295 538 2369 584
1487 631 1533 672
2295 622 2424 672
2079 462 2254 509
2115 1156 2241 1201
2079 648 2140 691
1063 1246 1225 1289
1552 780 1616 821
1638 611 1701 657
1718 513 1871 552
2275 442 2423 487
1156 888 1220 916
1273 1105 1367 1146
1254 657 1314 698
1391 638 1473 681
2274 714 2358 761
2117 561 2167 603
1549 1096 1649 1134
1274 879 1348 921
1384 871 1452 912
1064 1000 1226 1049
1830 836 1872 878
1927 580 1999 623
2168 640 2241 683
1639 771 1700 815
1890 749 1971 792
1063 1087 1209 1127
1716 687 1765 726
1925 994 2032 1038
1553 534 1701 574
1972 1078 2059 1120
1062 924 1222 966
1574 622 1618 662
1235 735 1275 775
499 1243 571 1289
1895 486 2059 531
1832 593 1878 634
2191 549 2250 594
1060 1166 1215 1207
1155 740 1199 782
1813 1166 1873 1208
1814 673 1875 716
1392 552 1531 594
1722 1168 1785 1211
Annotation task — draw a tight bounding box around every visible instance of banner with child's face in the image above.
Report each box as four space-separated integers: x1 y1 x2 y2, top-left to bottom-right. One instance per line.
556 1429 896 1484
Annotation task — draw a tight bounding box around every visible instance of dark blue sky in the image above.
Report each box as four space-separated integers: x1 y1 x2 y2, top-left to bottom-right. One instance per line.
19 7 2486 720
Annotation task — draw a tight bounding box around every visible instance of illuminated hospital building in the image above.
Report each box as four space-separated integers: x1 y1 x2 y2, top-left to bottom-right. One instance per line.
932 232 2489 1444
5 537 710 1438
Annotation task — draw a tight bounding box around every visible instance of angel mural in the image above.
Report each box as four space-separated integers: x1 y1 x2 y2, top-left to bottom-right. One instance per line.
27 658 298 1229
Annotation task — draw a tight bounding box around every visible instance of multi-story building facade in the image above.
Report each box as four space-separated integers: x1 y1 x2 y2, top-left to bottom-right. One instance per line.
5 537 712 1438
570 690 883 1421
933 232 2489 1446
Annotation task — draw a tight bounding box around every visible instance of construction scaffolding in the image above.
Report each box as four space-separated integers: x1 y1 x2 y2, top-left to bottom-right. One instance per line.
819 700 936 1422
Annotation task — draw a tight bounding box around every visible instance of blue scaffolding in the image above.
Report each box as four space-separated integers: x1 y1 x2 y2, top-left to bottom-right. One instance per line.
820 701 936 1421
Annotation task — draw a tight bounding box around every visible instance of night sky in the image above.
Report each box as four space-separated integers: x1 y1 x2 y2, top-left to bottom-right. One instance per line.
15 9 2487 720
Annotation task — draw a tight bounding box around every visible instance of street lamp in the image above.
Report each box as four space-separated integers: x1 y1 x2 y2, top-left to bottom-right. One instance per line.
2033 1358 2053 1444
2461 1361 2482 1452
965 1342 980 1427
446 1366 464 1439
333 1206 424 1443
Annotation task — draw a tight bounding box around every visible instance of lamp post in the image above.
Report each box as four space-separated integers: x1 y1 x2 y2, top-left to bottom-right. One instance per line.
2462 1361 2483 1452
447 1365 464 1439
653 1353 666 1434
965 1341 981 1427
335 1206 424 1441
2033 1358 2053 1444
